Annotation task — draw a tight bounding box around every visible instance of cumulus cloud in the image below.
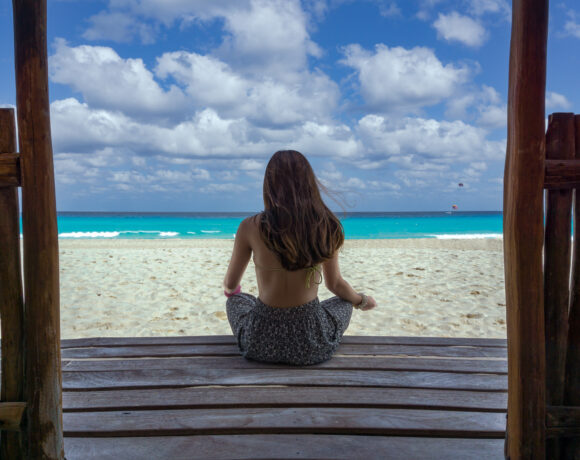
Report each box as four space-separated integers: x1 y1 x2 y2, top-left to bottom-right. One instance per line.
49 40 186 119
467 0 510 18
155 50 339 127
433 12 487 47
356 114 504 164
564 10 580 38
341 44 470 112
546 91 572 110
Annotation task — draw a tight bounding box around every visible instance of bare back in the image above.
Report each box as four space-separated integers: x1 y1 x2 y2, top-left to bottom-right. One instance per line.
246 216 321 307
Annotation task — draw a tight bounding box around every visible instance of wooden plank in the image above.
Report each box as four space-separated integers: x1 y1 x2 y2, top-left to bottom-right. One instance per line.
547 405 580 438
60 335 507 349
0 402 26 431
0 153 21 186
63 435 506 460
503 0 548 457
543 113 574 411
0 108 25 459
62 407 506 438
61 368 507 392
544 159 580 189
13 0 64 458
62 355 507 374
62 386 507 413
61 343 507 360
565 113 580 460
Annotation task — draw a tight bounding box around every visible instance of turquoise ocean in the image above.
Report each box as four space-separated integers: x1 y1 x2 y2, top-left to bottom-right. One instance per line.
55 212 503 240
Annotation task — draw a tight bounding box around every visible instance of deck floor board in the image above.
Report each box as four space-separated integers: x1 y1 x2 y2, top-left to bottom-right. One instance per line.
59 335 507 459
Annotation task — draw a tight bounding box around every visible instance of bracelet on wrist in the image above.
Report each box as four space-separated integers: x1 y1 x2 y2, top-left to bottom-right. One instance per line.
224 285 241 297
354 293 368 310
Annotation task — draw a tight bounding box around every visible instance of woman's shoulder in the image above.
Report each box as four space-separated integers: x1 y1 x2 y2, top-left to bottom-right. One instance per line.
237 214 261 237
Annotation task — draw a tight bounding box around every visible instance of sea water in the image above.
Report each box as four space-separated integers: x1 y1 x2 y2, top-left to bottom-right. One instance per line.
54 212 503 240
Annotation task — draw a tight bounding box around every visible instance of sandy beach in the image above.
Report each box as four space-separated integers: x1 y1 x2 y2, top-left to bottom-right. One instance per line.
58 238 506 339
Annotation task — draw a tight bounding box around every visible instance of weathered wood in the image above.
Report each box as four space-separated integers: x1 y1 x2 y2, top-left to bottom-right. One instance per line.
62 407 506 438
564 114 580 459
504 0 549 457
0 108 25 459
543 113 574 411
0 402 26 431
63 435 506 460
62 355 507 374
60 335 507 349
544 159 580 189
60 343 508 360
62 386 507 413
546 406 580 439
0 152 21 186
61 368 508 392
13 0 64 458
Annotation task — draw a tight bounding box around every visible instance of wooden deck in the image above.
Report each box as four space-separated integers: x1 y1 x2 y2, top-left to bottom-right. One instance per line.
59 335 508 459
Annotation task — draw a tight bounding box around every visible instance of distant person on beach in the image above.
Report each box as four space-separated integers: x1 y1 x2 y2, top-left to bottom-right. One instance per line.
223 150 376 365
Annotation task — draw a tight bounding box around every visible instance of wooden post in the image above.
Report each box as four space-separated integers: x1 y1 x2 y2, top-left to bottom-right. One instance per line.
564 114 580 459
12 0 64 458
0 109 25 459
543 113 575 459
503 0 548 458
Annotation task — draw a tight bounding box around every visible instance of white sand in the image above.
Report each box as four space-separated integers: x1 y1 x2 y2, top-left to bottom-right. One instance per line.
59 238 506 339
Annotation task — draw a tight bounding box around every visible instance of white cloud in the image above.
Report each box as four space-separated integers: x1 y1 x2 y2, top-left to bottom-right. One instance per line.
341 44 469 112
468 0 510 18
433 12 487 47
564 10 580 39
546 91 572 110
356 114 505 163
200 183 248 193
155 50 339 127
83 11 157 44
49 40 186 118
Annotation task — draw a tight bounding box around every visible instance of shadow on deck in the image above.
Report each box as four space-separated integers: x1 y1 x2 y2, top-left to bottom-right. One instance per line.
61 335 508 459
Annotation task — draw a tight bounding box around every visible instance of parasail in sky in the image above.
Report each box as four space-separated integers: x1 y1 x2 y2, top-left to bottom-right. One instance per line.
452 204 458 210
458 183 464 187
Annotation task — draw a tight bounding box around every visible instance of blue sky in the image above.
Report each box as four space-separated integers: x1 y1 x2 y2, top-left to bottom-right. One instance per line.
1 1 578 212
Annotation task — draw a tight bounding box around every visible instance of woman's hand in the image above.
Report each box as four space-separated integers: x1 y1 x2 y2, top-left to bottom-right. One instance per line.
360 296 377 311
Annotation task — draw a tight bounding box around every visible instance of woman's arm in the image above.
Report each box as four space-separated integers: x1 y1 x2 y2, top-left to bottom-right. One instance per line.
322 252 376 310
223 217 253 292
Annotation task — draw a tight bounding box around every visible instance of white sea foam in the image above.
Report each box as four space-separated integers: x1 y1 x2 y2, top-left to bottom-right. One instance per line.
186 231 196 235
159 231 179 237
201 230 221 234
429 233 503 240
59 231 120 238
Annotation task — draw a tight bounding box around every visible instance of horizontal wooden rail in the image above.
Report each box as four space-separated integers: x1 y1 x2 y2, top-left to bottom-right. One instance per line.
0 153 21 187
546 405 580 437
0 402 26 431
545 159 580 189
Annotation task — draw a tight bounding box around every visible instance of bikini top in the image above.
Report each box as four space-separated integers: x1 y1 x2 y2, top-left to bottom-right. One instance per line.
253 257 322 288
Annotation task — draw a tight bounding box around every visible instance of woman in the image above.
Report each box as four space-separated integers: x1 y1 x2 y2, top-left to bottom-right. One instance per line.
224 150 376 365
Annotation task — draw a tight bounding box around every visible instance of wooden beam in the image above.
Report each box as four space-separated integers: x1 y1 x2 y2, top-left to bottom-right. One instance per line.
564 113 580 459
0 402 26 432
503 0 548 458
544 159 580 189
543 113 575 459
12 0 64 459
0 152 21 186
546 405 580 438
0 108 25 459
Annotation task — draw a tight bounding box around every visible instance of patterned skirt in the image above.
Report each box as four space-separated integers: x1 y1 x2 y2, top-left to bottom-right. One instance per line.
226 293 353 366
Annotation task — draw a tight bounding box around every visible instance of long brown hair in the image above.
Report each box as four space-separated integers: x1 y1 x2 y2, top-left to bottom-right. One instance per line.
259 150 344 270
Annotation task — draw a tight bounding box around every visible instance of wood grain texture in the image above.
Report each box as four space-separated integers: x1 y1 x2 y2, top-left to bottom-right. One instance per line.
564 113 580 460
60 368 508 392
62 354 507 374
0 108 25 459
0 152 21 186
544 159 580 189
0 402 26 431
61 343 508 360
62 407 506 438
63 435 506 460
12 0 64 458
59 335 507 349
62 386 507 412
543 113 574 410
504 0 549 457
